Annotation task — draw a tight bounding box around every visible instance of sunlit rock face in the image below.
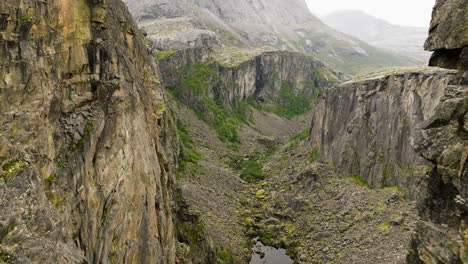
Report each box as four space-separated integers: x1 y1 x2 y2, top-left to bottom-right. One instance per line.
425 0 468 70
0 0 178 263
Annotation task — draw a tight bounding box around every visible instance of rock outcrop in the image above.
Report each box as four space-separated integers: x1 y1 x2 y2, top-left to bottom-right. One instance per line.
425 0 468 70
0 0 179 263
309 68 463 199
310 1 467 262
159 48 342 110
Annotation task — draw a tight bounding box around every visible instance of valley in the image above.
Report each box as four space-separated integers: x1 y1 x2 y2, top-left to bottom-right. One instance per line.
0 0 466 264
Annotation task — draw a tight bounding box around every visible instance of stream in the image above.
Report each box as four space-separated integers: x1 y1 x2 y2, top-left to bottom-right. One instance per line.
249 240 294 264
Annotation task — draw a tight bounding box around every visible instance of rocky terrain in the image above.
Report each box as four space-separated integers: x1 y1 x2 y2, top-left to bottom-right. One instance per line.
122 0 419 75
0 0 466 263
0 0 179 262
322 10 431 63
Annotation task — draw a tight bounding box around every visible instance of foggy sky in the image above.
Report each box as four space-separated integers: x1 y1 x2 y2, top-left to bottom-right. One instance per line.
306 0 435 27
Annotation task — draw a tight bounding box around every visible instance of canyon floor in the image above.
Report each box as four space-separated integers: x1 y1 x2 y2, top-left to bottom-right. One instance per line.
170 95 419 264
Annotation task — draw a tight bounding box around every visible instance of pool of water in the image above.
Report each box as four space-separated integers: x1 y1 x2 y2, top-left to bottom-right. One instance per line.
249 240 294 264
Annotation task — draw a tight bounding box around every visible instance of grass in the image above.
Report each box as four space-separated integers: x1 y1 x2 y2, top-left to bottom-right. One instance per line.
198 98 243 144
155 50 176 60
290 128 310 142
215 248 235 264
308 147 320 162
349 175 371 188
228 154 265 183
176 119 202 172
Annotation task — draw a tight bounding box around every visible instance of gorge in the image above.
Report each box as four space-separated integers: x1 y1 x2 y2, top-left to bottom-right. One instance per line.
0 0 466 264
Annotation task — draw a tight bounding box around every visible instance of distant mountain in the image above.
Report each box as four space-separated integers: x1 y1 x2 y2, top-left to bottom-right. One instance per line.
123 0 420 75
321 9 431 63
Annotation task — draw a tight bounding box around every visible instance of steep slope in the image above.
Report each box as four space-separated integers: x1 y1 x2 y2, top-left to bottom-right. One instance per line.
322 10 431 63
123 0 418 75
308 0 467 263
0 0 179 263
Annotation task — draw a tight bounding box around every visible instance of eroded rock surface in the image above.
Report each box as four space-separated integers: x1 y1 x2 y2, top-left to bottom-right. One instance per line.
425 0 468 70
0 0 178 263
310 67 463 199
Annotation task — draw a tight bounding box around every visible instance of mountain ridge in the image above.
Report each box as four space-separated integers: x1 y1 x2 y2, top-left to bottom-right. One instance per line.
321 9 431 63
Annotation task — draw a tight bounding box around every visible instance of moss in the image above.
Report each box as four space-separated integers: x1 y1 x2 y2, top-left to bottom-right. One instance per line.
176 221 205 244
19 16 32 22
154 50 176 60
197 98 243 143
176 119 202 173
290 128 310 142
349 175 370 188
45 190 63 208
228 154 264 183
179 62 217 95
215 248 235 264
1 160 27 181
70 121 95 152
268 81 314 118
308 147 320 162
44 174 57 183
0 248 13 263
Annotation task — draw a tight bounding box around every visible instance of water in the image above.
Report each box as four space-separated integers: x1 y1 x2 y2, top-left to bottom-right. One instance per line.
249 240 294 264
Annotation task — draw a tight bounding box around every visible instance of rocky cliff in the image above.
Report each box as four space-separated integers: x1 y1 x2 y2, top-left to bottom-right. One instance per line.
309 67 463 199
425 0 468 70
159 48 342 110
309 0 467 262
122 0 418 75
0 0 179 263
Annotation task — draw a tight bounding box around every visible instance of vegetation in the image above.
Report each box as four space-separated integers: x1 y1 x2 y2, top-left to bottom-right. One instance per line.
349 175 371 188
215 248 235 264
1 160 27 181
176 119 202 172
228 153 265 183
308 147 320 162
155 50 177 60
176 221 205 244
290 128 310 142
181 62 218 95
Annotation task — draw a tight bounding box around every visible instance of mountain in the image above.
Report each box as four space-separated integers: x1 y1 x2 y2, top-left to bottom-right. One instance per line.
321 9 431 63
123 0 420 75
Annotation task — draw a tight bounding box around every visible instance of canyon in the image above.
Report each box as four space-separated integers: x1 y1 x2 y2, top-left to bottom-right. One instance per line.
0 0 466 264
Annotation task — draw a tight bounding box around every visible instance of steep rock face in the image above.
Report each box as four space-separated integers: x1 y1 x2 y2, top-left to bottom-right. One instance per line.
309 68 462 199
425 0 468 70
407 71 467 264
159 49 342 110
0 0 178 263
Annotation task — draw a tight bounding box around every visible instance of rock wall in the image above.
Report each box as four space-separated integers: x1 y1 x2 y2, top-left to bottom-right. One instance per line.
425 0 468 70
309 68 463 198
0 0 179 263
159 49 342 109
407 71 467 264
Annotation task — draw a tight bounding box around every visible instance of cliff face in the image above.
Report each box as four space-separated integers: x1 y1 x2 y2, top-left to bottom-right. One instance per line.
425 0 468 70
159 49 341 109
0 0 178 263
309 68 462 199
309 0 467 262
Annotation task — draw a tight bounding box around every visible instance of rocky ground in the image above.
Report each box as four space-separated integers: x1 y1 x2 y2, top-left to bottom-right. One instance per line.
169 93 418 263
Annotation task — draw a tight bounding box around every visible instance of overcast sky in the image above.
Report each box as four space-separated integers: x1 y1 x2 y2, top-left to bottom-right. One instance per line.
306 0 435 27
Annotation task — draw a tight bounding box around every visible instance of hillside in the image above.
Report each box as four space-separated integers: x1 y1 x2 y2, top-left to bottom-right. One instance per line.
123 0 419 75
322 9 431 63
